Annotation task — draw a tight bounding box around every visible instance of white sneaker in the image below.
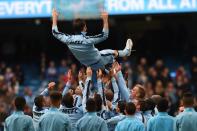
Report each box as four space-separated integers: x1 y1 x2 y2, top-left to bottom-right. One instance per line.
125 38 133 56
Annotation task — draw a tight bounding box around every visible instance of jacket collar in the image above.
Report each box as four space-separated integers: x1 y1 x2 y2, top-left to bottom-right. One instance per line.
184 107 195 112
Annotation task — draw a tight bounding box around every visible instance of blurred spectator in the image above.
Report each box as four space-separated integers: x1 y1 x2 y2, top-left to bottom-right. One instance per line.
71 63 78 76
165 82 178 115
24 87 34 109
4 67 14 85
160 67 171 87
10 76 19 95
58 59 68 75
0 62 6 74
191 56 197 93
137 70 147 85
148 67 159 86
176 66 187 79
155 59 165 76
40 52 47 80
155 80 164 96
46 61 58 81
0 75 6 96
166 82 177 104
14 64 24 84
139 57 148 72
145 82 154 98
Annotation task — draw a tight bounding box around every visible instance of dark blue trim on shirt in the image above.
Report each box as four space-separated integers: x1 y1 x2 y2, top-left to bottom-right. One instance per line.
84 32 104 39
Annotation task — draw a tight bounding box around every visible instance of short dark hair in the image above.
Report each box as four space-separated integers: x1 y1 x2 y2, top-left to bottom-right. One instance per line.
182 93 194 107
73 19 86 33
118 101 126 114
94 94 102 112
50 91 62 102
125 102 136 115
105 89 114 102
145 98 156 111
34 95 44 110
151 95 162 105
15 96 26 111
86 98 96 112
157 98 168 112
62 93 74 108
138 100 146 112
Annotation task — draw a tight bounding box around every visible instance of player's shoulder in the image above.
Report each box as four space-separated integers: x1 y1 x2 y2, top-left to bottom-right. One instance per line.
57 111 70 119
116 119 124 128
147 116 155 123
97 114 107 122
24 114 33 119
5 114 13 122
176 111 188 119
24 115 34 123
168 115 175 120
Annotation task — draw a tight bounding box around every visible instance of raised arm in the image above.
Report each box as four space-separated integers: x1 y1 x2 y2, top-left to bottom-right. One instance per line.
110 68 120 105
62 70 72 96
114 62 130 102
101 11 109 32
40 82 56 96
52 8 58 28
52 8 71 44
111 77 120 104
82 67 92 112
62 81 72 96
97 69 107 106
85 11 109 45
97 69 104 96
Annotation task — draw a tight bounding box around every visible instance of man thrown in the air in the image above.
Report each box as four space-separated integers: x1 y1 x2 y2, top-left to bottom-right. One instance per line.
52 9 133 71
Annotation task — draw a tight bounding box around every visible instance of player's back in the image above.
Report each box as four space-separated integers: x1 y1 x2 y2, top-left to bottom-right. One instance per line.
52 26 109 69
175 108 197 131
5 111 34 131
59 105 84 129
76 112 108 131
147 112 174 131
32 105 48 130
67 34 101 67
38 107 71 131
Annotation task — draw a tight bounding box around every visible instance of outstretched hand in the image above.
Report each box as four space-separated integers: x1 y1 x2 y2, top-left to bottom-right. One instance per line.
101 11 108 21
48 82 56 90
113 62 122 72
52 8 59 26
52 8 59 19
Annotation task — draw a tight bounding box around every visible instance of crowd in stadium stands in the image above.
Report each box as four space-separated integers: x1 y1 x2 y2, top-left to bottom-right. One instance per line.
0 55 197 131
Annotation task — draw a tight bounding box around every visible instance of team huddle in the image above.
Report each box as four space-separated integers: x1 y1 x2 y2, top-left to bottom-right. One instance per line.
3 9 197 131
